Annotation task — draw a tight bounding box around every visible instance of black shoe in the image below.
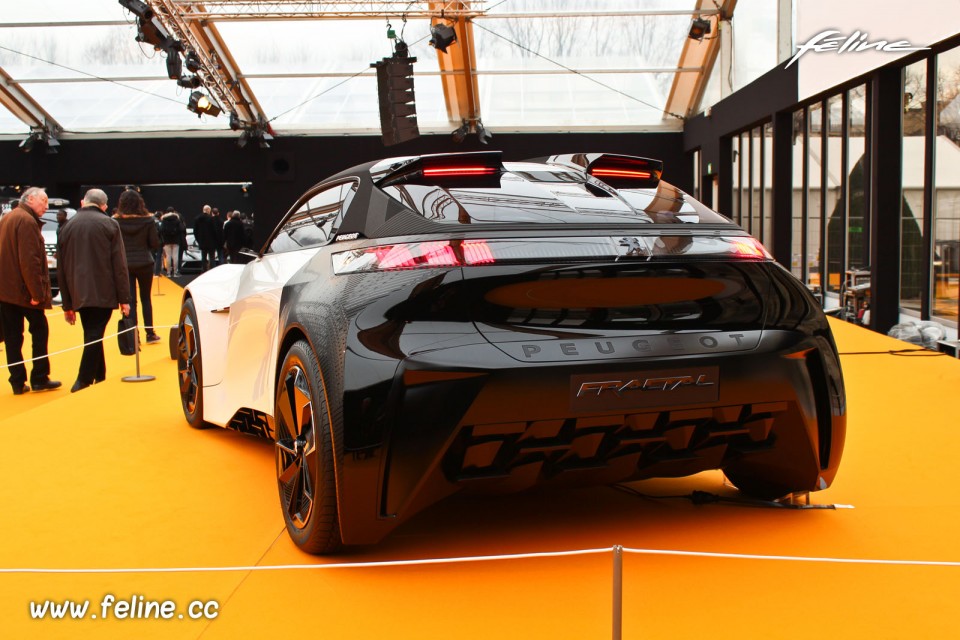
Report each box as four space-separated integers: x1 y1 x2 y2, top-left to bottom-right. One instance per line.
31 379 62 392
12 384 29 395
71 380 91 393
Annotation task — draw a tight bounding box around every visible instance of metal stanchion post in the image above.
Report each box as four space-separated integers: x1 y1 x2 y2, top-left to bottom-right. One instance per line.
612 545 622 640
155 273 165 296
122 327 156 383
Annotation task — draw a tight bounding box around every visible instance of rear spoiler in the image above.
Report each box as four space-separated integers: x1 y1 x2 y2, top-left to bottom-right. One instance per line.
545 153 663 188
375 151 504 188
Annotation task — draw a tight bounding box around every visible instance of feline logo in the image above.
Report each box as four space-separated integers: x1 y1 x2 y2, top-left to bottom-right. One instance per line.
577 374 715 398
786 30 929 68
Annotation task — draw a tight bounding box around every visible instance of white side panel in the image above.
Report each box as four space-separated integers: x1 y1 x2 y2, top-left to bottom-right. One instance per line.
797 0 953 101
202 249 321 427
183 265 246 390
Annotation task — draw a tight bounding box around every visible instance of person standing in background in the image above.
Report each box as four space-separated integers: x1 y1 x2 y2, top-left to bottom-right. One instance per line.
59 188 131 393
0 187 61 395
223 210 246 263
115 189 162 345
211 207 225 266
193 204 218 272
159 207 183 277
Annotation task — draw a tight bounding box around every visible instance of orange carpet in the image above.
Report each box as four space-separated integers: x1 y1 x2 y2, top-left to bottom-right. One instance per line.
1 280 959 639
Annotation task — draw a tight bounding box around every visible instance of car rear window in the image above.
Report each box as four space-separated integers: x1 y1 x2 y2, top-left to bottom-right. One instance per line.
379 165 732 226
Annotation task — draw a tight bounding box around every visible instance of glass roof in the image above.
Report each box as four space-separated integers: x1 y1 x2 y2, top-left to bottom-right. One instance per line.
0 1 709 136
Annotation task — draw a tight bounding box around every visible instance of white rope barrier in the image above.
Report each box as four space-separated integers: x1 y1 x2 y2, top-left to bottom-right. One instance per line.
0 547 612 574
2 545 959 575
0 322 179 369
620 547 960 567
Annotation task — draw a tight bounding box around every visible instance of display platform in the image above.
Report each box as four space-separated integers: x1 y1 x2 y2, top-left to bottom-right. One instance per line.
1 278 959 639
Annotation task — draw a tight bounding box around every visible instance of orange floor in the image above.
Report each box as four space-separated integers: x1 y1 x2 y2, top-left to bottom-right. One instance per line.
1 279 959 639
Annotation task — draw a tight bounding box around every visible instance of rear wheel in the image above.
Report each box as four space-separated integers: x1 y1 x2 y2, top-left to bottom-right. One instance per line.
177 298 207 428
275 340 342 554
723 469 795 501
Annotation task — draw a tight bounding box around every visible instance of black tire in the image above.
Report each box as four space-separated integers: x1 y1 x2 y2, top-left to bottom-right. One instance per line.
275 340 342 554
177 298 207 429
723 469 794 501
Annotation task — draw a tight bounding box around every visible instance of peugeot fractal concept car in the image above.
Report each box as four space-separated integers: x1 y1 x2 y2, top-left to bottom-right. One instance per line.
177 151 845 553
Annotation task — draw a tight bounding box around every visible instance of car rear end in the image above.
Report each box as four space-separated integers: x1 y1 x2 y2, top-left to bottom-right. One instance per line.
326 152 845 541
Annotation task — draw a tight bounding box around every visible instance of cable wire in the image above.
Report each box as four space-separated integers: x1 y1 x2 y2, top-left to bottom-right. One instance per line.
0 44 184 110
470 21 686 121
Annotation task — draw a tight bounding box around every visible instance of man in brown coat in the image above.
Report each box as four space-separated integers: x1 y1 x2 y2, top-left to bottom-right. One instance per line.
0 187 62 394
59 188 131 392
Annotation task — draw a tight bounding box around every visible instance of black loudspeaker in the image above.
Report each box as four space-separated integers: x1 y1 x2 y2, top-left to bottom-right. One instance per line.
267 152 294 182
373 53 419 146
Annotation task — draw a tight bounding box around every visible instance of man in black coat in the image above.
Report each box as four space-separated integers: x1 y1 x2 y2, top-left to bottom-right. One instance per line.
211 207 225 266
59 188 131 392
192 204 218 272
223 210 246 263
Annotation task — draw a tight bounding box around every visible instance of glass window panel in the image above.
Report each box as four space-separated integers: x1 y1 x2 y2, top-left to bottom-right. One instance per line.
693 149 701 201
0 109 30 135
23 81 227 131
216 20 440 76
934 46 960 321
731 135 740 224
751 125 762 239
791 109 805 279
732 0 777 92
847 85 869 272
807 102 823 292
0 25 171 80
825 95 842 294
480 73 671 128
762 121 773 247
902 60 927 313
246 72 447 130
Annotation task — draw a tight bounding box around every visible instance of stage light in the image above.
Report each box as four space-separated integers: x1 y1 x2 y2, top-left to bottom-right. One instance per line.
429 23 457 53
177 75 202 88
166 49 182 79
184 50 201 73
476 121 493 145
451 121 469 143
688 17 711 41
187 91 222 118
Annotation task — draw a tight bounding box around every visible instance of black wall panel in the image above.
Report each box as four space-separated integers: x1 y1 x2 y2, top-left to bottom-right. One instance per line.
0 131 687 247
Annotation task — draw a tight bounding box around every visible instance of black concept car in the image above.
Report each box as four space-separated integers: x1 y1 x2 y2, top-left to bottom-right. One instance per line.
177 151 846 553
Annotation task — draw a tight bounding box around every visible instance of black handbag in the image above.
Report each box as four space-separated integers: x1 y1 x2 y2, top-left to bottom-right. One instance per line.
117 316 137 356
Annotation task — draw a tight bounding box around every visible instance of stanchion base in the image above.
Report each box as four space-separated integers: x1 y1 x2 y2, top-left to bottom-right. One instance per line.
121 375 156 383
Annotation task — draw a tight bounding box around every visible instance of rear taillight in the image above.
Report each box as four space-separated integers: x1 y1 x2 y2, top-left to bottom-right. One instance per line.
332 235 772 274
422 166 499 177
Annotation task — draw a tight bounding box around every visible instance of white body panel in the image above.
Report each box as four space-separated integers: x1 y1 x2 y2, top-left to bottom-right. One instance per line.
187 250 321 427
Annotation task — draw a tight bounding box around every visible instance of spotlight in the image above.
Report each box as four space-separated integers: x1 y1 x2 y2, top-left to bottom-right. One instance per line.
187 91 222 118
177 75 202 88
18 131 40 153
45 134 60 155
165 49 183 79
451 121 469 143
184 50 201 73
229 112 242 131
476 121 493 145
429 23 457 53
688 17 711 41
118 0 152 20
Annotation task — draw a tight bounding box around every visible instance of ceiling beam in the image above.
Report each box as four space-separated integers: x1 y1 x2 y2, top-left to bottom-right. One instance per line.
663 0 737 120
170 0 484 20
429 2 480 128
149 0 265 126
0 65 61 131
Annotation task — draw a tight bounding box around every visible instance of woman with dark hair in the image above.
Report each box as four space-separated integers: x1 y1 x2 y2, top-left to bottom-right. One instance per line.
115 190 162 344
